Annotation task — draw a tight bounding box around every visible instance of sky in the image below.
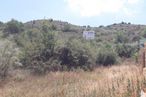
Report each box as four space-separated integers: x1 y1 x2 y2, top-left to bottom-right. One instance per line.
0 0 145 26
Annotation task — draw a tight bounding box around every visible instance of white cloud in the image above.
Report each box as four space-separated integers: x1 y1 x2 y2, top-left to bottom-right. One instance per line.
64 0 140 17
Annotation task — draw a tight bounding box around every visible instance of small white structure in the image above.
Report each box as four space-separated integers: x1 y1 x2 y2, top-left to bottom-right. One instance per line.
83 31 95 40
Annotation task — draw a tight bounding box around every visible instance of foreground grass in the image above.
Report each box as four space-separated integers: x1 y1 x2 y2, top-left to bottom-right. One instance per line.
0 62 145 97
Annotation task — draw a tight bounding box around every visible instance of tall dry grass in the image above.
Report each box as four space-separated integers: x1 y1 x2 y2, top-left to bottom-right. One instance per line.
0 62 145 97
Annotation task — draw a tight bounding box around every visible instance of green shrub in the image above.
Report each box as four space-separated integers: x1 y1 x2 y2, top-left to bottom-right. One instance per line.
49 24 57 30
4 19 24 36
115 32 128 43
49 18 53 22
62 24 71 32
18 25 57 74
96 48 117 66
132 35 140 41
0 42 16 78
115 44 136 58
58 39 96 70
59 46 93 70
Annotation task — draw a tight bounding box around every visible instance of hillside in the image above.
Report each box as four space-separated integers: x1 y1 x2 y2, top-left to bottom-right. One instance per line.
23 19 146 44
0 19 146 97
0 19 146 75
1 19 146 42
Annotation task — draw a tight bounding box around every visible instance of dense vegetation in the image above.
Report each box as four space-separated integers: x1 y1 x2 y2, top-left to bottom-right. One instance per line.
0 19 146 76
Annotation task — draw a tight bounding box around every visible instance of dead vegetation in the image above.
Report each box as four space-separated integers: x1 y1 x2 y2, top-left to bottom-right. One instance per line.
0 62 145 97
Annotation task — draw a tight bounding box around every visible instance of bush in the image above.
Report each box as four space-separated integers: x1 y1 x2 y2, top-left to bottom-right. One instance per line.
58 39 96 70
115 44 136 58
62 24 71 32
115 32 128 43
49 18 53 22
0 42 16 78
96 48 117 66
18 25 57 74
4 19 24 35
49 24 57 30
132 35 140 41
59 47 93 70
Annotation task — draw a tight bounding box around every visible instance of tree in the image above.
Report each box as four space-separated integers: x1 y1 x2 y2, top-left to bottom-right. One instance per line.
58 39 95 70
49 24 57 30
0 42 16 78
19 24 57 74
4 19 24 35
62 24 71 32
115 44 136 58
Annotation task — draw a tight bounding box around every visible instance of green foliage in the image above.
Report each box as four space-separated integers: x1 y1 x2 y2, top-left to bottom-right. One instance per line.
133 52 138 63
18 31 42 67
42 24 49 33
49 18 53 22
18 25 57 74
0 42 16 78
58 39 96 70
4 19 24 35
49 24 57 30
96 47 117 66
116 32 128 43
62 24 71 32
1 18 144 74
115 44 136 58
132 35 140 41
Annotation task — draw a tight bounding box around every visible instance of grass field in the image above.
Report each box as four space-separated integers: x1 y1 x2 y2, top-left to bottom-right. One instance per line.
0 62 145 97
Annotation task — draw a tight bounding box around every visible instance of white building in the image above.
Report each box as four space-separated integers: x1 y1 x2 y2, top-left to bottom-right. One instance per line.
83 31 95 40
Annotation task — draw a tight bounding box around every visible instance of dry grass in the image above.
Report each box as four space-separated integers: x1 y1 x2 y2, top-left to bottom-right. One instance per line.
0 62 145 97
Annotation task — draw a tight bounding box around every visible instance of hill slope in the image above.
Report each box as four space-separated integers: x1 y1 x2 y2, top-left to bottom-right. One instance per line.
23 20 146 43
0 19 146 74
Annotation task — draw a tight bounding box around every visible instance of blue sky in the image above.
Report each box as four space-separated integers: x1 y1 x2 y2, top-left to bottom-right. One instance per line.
0 0 145 26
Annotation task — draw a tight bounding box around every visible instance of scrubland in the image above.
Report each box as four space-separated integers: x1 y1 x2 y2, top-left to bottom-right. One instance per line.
0 19 146 97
